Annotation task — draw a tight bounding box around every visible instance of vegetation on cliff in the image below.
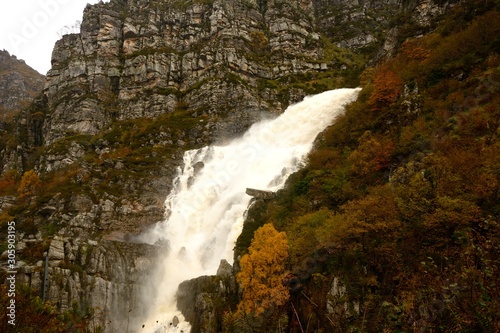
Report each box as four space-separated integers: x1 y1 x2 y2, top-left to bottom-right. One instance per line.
235 223 290 330
235 1 500 331
0 284 98 333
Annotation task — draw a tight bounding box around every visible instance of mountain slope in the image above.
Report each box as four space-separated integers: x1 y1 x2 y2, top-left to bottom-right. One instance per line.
0 50 44 114
0 50 44 191
236 1 500 331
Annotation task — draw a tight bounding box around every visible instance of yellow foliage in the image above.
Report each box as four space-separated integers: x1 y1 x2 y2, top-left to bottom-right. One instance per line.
319 184 400 247
348 131 395 176
341 184 400 234
237 223 290 317
290 209 334 259
17 169 41 199
423 196 481 229
394 169 434 222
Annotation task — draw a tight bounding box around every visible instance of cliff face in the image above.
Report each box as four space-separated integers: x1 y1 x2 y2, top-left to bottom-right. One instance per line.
43 0 320 143
313 0 400 49
39 0 402 144
0 50 45 186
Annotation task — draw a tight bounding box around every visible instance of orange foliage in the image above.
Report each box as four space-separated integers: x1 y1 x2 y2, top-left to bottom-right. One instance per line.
367 65 403 110
237 223 290 317
0 170 18 196
0 285 93 332
340 184 400 236
320 184 401 251
423 196 481 230
307 148 342 170
401 39 431 62
348 131 395 176
17 169 41 199
427 144 499 203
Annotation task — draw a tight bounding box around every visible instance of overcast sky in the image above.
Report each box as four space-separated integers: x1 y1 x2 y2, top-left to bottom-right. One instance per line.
0 0 110 75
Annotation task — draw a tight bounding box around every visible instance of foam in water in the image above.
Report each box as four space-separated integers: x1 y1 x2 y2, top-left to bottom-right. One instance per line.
135 88 360 332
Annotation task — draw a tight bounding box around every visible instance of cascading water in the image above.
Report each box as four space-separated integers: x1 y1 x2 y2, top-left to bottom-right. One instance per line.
135 88 360 333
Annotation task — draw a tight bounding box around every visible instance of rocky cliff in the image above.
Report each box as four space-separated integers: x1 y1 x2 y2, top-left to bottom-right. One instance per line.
0 50 44 114
0 0 461 332
11 0 403 239
17 237 158 332
43 0 327 144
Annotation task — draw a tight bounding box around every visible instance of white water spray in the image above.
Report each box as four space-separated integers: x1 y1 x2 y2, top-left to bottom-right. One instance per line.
136 88 360 333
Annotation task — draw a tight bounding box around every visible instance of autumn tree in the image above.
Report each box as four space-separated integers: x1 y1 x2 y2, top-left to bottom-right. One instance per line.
367 65 403 110
348 131 395 178
332 184 400 246
18 169 41 200
236 223 290 327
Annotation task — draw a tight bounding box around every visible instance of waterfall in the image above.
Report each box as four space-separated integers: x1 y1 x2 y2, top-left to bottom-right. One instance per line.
136 88 360 333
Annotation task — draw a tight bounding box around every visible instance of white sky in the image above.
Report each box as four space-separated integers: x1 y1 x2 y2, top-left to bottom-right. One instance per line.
0 0 110 75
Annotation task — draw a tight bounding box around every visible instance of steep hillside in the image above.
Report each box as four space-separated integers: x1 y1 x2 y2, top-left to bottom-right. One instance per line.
0 0 393 331
235 1 500 331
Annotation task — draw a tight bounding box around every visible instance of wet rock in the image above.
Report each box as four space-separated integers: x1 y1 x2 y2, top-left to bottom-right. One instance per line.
246 188 277 200
216 259 233 277
172 315 179 327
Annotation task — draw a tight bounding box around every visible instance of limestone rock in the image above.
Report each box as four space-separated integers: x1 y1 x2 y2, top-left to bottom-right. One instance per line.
216 259 233 278
18 238 159 333
38 0 350 144
48 237 65 260
0 196 16 214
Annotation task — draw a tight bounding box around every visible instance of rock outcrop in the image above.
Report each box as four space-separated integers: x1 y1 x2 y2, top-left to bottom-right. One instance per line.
177 259 238 333
15 236 159 333
246 187 277 200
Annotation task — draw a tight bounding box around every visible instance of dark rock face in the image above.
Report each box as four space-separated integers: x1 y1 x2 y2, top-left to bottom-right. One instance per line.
0 50 45 180
177 260 238 333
